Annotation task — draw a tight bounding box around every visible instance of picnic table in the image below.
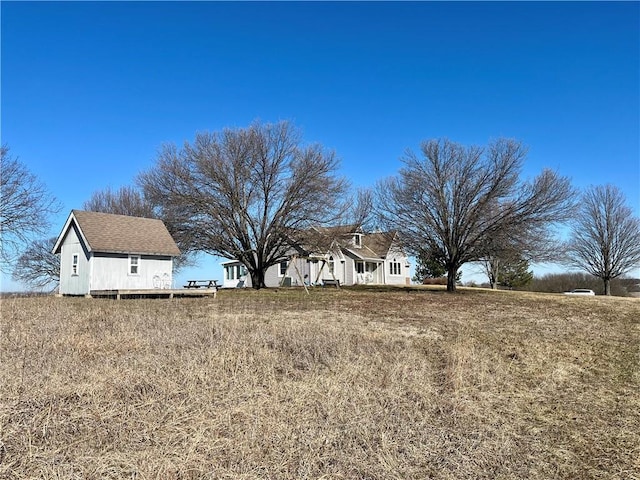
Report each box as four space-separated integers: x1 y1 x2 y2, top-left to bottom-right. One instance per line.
184 280 219 289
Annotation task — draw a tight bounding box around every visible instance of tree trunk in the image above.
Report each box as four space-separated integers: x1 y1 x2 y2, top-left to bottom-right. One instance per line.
446 264 458 293
604 277 611 296
250 268 266 290
490 259 499 290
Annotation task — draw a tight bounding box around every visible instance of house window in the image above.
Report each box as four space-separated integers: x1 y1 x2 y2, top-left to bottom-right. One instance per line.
72 254 79 276
353 234 362 247
328 256 334 274
129 255 140 275
356 261 364 274
279 260 288 276
390 259 402 275
226 264 247 280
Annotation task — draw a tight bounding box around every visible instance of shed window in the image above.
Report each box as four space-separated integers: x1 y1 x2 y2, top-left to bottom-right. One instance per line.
129 255 140 275
72 254 79 276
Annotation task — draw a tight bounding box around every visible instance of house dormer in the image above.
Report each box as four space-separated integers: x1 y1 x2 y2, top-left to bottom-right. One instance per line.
352 232 362 248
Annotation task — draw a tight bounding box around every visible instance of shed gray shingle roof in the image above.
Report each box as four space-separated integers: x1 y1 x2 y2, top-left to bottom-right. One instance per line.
59 210 181 256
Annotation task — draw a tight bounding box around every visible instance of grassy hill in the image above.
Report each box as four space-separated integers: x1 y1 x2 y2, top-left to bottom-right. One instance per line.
1 287 638 479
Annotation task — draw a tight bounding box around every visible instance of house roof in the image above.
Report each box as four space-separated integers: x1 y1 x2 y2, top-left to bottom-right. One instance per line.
53 210 181 256
343 231 398 260
362 231 397 258
289 226 399 261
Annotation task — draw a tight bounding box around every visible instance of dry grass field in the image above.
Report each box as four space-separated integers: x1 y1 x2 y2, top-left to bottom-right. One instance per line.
0 286 638 479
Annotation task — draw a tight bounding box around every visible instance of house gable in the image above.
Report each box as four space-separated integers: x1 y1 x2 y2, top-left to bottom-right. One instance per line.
53 214 90 256
56 219 91 295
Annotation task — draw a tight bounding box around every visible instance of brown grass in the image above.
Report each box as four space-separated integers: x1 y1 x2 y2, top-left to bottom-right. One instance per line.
0 286 638 479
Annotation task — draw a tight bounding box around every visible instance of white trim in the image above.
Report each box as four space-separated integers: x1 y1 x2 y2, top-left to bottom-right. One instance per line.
129 255 141 275
328 256 335 275
389 258 402 276
71 253 79 276
225 263 246 280
278 260 288 277
52 211 92 255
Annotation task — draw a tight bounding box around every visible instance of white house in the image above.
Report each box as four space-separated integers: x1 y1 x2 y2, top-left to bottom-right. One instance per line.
52 210 181 295
222 226 410 288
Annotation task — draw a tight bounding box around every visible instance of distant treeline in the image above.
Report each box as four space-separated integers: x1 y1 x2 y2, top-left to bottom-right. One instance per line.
526 273 640 297
467 272 640 297
369 272 640 297
462 272 640 297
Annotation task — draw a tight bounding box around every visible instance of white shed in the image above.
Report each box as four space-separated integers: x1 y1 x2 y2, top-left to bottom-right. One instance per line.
52 210 181 296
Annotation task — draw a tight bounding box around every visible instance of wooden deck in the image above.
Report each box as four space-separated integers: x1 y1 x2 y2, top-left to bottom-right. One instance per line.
87 288 217 300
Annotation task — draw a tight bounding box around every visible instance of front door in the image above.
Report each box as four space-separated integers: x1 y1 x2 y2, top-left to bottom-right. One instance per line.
368 262 384 283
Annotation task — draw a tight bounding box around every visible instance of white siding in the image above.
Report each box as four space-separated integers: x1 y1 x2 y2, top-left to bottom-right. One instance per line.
90 254 173 291
284 257 313 286
264 263 281 287
385 246 411 285
221 244 410 288
223 262 249 288
344 258 355 285
59 225 91 295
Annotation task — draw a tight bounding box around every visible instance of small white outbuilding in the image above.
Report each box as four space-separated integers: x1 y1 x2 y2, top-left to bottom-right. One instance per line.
52 210 181 296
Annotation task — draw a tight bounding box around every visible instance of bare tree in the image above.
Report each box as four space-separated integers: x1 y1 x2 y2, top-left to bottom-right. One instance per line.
83 185 155 218
565 184 640 295
12 237 60 291
480 248 516 290
477 224 557 289
138 121 349 289
0 145 60 271
376 138 576 292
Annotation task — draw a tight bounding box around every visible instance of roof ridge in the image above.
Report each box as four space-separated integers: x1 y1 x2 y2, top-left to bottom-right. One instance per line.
72 209 160 221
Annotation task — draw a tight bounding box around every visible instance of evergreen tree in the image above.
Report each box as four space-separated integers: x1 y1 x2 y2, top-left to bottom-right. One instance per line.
498 257 533 289
413 248 460 283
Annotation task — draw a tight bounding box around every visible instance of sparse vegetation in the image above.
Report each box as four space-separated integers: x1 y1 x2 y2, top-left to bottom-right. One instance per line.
1 287 638 479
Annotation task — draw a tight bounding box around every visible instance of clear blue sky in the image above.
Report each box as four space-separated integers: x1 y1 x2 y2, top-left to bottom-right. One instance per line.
2 1 639 290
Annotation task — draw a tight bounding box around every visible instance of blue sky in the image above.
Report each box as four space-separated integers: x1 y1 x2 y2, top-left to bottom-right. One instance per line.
2 1 639 290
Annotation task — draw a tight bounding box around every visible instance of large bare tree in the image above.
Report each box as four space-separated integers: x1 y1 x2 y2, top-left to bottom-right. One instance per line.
376 138 576 292
83 185 155 218
0 145 60 271
138 121 348 289
565 184 640 295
